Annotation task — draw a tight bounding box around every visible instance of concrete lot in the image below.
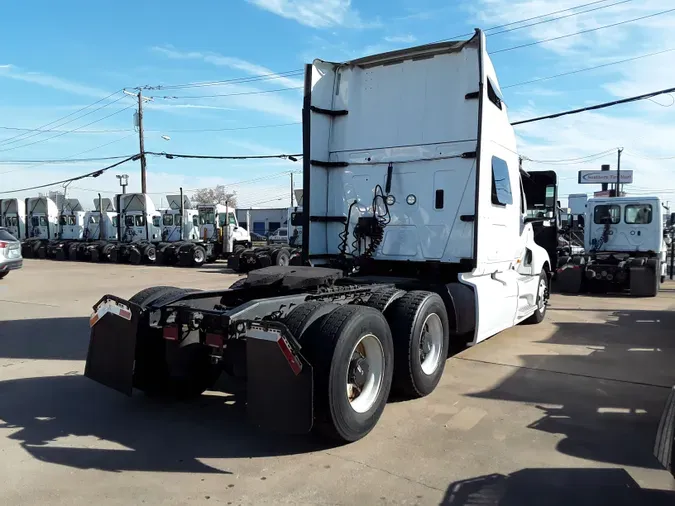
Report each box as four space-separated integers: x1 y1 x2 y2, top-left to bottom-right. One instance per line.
1 259 674 505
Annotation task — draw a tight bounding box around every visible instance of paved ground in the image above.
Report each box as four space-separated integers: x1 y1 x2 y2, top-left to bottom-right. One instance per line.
1 259 674 505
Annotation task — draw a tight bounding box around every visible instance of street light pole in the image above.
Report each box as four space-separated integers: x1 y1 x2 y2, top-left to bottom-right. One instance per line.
616 147 623 197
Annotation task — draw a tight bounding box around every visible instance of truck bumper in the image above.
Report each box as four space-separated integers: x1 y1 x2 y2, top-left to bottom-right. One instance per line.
84 297 315 434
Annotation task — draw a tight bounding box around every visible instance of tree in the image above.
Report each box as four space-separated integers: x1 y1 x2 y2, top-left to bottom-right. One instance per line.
190 185 237 207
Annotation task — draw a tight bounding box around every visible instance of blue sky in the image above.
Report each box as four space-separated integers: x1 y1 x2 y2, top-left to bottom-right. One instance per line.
1 0 675 208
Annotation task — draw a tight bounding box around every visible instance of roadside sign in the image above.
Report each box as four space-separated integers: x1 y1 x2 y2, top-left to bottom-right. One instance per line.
578 170 633 184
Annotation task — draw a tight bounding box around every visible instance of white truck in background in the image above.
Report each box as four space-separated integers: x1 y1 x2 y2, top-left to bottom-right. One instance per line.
21 197 59 258
86 30 555 442
557 196 668 296
0 199 26 241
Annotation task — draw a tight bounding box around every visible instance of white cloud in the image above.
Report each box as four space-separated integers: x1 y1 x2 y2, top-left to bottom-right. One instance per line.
151 47 303 121
246 0 374 29
151 47 304 89
0 65 111 99
473 0 675 202
384 34 417 44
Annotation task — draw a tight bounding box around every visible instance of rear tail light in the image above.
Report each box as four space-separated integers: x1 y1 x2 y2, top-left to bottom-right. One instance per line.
0 242 7 249
162 325 179 341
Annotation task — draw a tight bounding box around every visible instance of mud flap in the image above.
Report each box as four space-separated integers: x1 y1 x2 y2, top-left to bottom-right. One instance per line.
630 266 658 297
84 296 142 396
246 325 314 434
556 265 584 293
654 386 675 477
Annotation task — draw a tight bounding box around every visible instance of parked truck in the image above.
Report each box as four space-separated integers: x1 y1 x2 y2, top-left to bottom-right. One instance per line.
557 196 668 296
46 198 87 260
0 198 26 242
21 196 59 258
85 30 555 442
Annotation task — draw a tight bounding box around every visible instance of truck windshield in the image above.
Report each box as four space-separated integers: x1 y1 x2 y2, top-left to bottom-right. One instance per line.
125 216 134 227
89 215 100 224
594 204 620 224
31 216 39 227
59 216 68 225
112 216 119 227
39 216 48 226
625 204 652 224
174 214 182 226
200 211 215 224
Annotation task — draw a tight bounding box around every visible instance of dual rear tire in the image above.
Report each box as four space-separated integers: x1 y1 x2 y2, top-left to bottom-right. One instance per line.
283 291 450 442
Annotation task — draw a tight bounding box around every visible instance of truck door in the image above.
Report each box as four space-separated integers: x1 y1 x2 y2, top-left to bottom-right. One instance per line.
621 203 656 252
522 170 558 268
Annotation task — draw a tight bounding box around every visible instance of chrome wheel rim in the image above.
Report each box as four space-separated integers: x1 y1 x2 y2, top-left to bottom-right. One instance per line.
194 248 205 262
345 333 385 414
419 313 443 375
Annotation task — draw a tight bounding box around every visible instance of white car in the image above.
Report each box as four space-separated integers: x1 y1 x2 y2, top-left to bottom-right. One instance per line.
268 228 288 244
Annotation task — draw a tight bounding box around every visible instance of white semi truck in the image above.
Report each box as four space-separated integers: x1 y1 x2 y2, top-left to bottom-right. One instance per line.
21 197 59 258
85 30 555 442
557 196 668 296
0 198 26 241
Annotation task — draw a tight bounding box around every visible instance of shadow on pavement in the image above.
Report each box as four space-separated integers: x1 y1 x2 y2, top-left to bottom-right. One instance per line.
441 468 675 506
467 308 675 470
0 316 90 360
0 373 329 474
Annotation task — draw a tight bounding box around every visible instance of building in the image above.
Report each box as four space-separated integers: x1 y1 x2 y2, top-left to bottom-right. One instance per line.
236 207 288 237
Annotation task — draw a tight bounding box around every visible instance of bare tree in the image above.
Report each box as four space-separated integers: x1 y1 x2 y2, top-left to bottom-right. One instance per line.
190 186 238 207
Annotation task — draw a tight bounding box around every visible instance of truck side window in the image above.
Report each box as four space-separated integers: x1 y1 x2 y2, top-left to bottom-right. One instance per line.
163 214 173 226
491 157 513 206
625 204 652 224
193 216 199 226
152 216 160 228
229 212 237 225
487 78 503 110
135 215 146 227
593 204 620 224
112 216 119 227
175 214 182 226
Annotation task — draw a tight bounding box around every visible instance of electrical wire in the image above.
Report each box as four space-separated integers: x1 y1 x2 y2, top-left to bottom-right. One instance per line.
0 95 127 149
0 154 135 165
0 102 135 153
502 47 675 89
512 85 675 125
146 151 301 161
0 125 132 134
490 8 675 55
0 90 123 146
158 121 301 133
0 155 139 195
0 134 136 176
148 86 303 100
522 149 618 164
140 69 305 91
488 0 636 37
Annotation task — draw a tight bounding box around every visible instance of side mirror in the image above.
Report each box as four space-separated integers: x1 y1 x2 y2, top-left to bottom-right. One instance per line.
670 212 675 227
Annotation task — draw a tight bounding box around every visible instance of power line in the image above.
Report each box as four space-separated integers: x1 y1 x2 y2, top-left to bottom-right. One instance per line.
0 90 123 146
490 8 675 55
512 85 675 125
523 149 618 164
0 155 139 195
0 103 136 153
140 69 305 91
489 0 636 37
159 121 301 133
0 125 132 134
146 151 302 161
502 47 675 89
148 86 303 100
0 154 135 165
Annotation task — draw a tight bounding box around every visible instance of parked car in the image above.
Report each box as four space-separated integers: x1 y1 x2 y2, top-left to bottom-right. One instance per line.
267 227 288 244
249 231 267 242
0 227 23 279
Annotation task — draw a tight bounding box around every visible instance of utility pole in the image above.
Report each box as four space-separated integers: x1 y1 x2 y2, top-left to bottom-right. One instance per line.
138 91 147 194
615 147 623 197
290 171 294 207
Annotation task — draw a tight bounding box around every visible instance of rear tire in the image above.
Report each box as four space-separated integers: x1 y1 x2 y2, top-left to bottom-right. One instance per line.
363 287 405 312
523 270 549 324
301 305 394 442
192 245 207 267
282 301 338 340
143 244 157 263
271 248 290 266
68 242 79 261
384 291 449 398
129 246 142 265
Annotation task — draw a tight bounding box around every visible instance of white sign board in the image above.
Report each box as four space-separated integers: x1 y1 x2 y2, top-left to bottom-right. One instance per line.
578 170 633 184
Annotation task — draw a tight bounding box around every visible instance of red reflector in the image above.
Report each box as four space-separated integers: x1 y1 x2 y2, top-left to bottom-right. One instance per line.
118 308 131 320
205 333 223 347
163 326 179 340
277 336 302 376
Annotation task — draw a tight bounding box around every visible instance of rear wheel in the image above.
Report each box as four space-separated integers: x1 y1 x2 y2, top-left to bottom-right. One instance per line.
271 248 290 266
192 245 206 267
129 246 142 265
143 244 157 263
283 301 338 340
385 291 449 398
68 242 79 261
301 305 394 442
